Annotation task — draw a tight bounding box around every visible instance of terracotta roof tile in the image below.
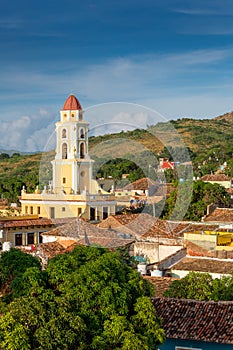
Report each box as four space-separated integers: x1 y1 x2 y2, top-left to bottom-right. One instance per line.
99 214 222 240
152 297 233 344
122 178 174 196
143 276 178 297
98 213 157 237
0 217 75 228
123 177 157 191
171 256 233 274
201 174 231 181
42 218 134 248
34 241 80 259
142 220 188 239
203 207 233 222
141 221 219 240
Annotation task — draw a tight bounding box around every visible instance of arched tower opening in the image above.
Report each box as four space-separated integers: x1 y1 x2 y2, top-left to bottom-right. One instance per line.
80 142 85 159
62 143 68 159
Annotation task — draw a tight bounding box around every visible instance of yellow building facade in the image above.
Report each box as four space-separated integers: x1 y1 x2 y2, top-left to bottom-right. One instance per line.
20 94 116 220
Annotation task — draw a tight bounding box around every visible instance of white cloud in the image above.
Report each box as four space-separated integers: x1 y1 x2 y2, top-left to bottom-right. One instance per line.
26 124 55 152
0 110 55 152
80 49 233 100
173 2 233 17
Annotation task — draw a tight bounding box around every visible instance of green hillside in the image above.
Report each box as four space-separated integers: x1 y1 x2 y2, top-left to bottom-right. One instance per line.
0 152 54 203
1 112 233 203
88 113 233 160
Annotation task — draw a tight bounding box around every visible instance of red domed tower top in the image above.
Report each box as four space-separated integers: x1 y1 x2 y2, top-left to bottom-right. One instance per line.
62 94 82 110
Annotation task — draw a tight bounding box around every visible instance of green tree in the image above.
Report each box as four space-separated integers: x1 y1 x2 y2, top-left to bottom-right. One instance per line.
0 248 41 300
0 246 165 349
164 271 233 301
211 273 233 301
164 272 214 300
127 167 145 183
11 153 20 158
162 180 230 221
0 153 10 160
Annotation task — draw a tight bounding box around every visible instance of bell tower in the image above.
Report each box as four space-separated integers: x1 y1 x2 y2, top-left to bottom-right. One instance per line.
52 94 93 194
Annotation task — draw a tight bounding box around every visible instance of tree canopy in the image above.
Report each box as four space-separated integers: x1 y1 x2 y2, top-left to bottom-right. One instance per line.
0 246 165 350
162 180 230 221
0 248 41 301
164 271 233 301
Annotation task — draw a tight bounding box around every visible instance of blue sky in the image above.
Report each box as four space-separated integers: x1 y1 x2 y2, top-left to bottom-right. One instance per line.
1 0 233 151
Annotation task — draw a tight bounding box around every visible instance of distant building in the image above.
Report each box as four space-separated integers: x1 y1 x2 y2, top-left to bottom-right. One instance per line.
20 94 116 221
158 158 175 172
200 173 232 189
0 215 72 248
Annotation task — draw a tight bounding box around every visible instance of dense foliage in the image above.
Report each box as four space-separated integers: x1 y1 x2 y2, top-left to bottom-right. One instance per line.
162 180 230 221
0 153 41 203
164 271 233 301
0 248 41 301
93 157 146 182
0 247 165 350
0 152 53 204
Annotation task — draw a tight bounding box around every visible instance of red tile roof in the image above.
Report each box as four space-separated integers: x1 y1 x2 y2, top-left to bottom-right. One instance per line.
62 94 82 110
123 177 157 191
98 213 157 237
141 221 220 240
201 174 231 181
99 214 222 240
142 220 188 239
152 297 233 344
34 241 80 259
143 276 178 297
171 256 233 274
0 217 75 228
203 207 233 222
42 218 134 248
161 161 174 169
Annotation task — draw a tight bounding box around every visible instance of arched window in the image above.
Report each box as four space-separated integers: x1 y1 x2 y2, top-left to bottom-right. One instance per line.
62 143 68 159
80 143 85 159
62 128 67 138
80 128 85 138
